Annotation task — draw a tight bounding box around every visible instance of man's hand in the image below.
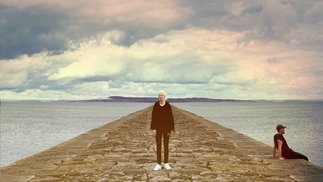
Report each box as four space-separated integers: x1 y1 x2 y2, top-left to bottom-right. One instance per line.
153 130 156 136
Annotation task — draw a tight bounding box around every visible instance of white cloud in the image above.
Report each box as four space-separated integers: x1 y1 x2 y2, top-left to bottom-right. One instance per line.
0 71 28 89
0 55 51 89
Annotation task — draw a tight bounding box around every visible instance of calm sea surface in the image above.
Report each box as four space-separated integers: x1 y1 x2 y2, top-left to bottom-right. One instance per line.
0 101 151 167
1 101 322 167
172 101 323 167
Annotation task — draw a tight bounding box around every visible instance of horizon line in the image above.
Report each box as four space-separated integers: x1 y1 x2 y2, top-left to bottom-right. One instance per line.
1 96 323 102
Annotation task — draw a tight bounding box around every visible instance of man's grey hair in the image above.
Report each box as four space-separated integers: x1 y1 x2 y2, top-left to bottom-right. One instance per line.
158 90 168 101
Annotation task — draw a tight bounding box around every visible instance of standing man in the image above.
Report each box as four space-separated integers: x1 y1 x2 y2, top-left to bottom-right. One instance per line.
151 90 175 170
273 124 308 161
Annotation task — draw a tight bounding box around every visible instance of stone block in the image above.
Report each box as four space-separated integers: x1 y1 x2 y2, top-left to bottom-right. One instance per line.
168 171 181 178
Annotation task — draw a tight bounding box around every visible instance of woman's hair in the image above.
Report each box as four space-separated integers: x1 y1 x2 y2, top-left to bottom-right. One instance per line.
158 90 167 101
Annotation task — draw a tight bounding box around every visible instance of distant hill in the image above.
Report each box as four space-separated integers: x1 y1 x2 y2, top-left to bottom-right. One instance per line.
71 96 253 103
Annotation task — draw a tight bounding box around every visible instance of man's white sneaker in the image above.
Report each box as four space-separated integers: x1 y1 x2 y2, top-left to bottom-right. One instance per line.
153 164 161 171
164 163 171 170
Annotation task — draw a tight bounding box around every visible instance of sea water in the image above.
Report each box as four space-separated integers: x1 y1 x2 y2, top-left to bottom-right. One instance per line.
172 101 323 167
0 101 151 167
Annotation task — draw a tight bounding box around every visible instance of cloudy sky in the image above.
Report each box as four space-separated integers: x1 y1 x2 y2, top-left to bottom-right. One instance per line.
1 0 323 100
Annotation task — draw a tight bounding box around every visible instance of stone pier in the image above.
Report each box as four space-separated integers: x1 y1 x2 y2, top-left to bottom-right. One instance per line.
1 106 323 182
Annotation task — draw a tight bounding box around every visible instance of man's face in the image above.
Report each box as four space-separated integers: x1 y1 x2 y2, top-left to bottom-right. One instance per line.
158 93 165 101
280 128 285 134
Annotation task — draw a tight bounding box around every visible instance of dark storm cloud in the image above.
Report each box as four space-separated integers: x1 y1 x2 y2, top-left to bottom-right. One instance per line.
175 1 280 43
0 4 70 59
0 3 182 59
176 0 233 29
175 0 265 32
174 0 322 48
0 1 247 60
2 0 323 60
